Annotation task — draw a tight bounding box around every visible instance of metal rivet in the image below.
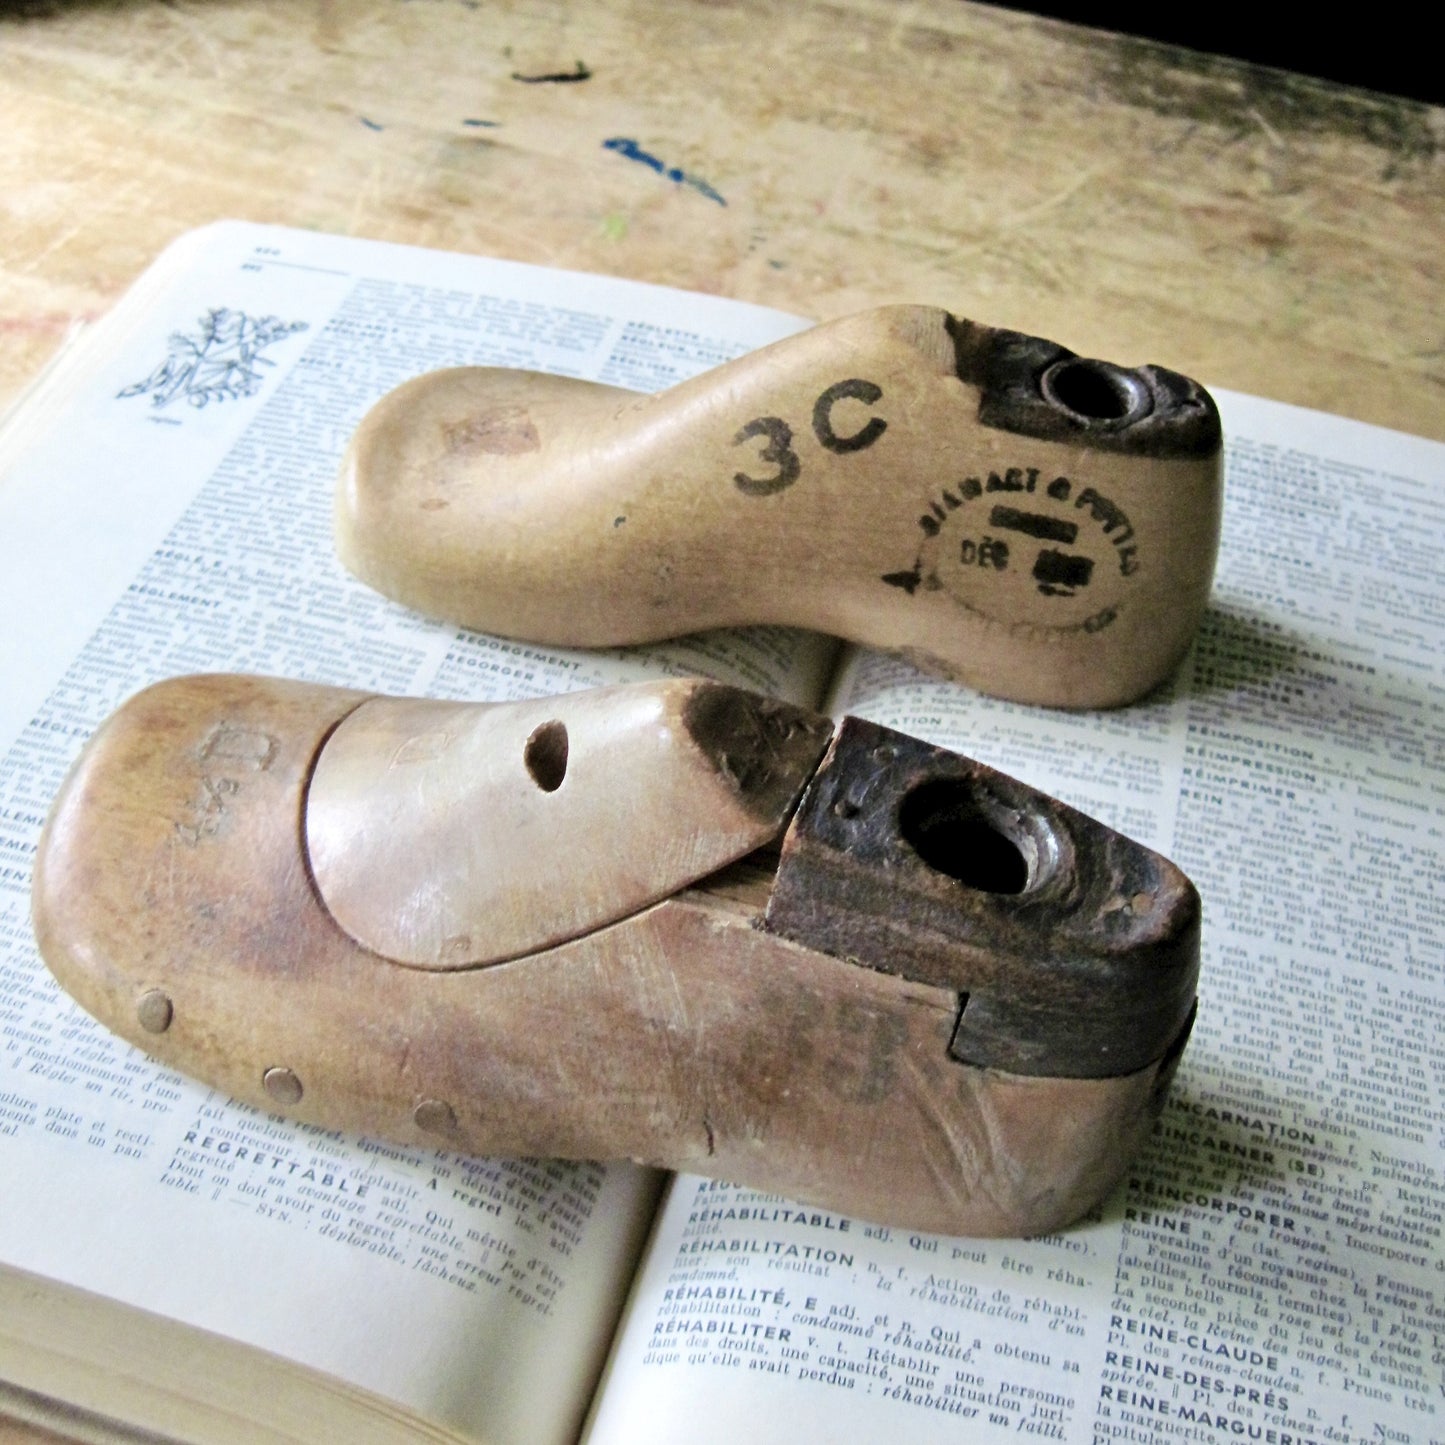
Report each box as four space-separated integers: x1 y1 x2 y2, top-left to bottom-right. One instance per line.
262 1066 303 1106
136 989 173 1034
413 1098 457 1135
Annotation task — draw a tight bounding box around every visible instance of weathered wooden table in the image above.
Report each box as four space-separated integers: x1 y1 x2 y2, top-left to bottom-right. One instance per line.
0 4 1440 1439
2 1 1441 440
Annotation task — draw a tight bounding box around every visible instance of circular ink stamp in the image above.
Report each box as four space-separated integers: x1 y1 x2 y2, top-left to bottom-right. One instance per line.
884 467 1140 636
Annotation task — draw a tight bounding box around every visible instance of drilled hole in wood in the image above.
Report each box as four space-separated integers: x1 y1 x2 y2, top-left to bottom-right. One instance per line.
524 720 568 791
899 779 1032 894
1040 358 1148 425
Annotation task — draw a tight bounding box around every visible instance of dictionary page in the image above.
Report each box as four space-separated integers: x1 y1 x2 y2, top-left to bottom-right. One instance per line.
584 394 1444 1444
0 221 818 1444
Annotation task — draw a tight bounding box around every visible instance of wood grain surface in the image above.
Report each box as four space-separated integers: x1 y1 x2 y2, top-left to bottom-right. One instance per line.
1 0 1441 439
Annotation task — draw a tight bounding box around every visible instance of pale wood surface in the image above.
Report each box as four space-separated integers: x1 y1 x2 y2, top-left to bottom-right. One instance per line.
0 3 1439 1439
1 1 1442 441
35 672 1188 1236
337 312 1223 706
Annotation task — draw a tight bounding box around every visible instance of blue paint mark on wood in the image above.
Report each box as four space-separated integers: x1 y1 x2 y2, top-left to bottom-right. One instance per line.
359 116 384 131
602 138 726 206
463 119 501 128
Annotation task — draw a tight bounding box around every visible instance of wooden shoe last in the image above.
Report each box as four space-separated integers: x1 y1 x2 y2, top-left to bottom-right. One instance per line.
337 308 1223 707
34 675 1199 1236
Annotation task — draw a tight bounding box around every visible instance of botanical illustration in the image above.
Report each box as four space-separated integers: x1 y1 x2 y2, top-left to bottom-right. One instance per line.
119 308 308 409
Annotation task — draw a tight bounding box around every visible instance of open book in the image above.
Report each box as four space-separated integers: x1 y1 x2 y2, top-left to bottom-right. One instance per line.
1 222 1440 1444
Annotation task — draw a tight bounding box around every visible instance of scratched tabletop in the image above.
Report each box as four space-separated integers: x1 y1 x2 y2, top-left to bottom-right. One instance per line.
1 1 1442 442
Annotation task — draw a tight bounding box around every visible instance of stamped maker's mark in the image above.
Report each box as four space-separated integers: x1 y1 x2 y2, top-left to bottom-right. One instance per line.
174 722 278 847
889 468 1141 634
725 378 1140 635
